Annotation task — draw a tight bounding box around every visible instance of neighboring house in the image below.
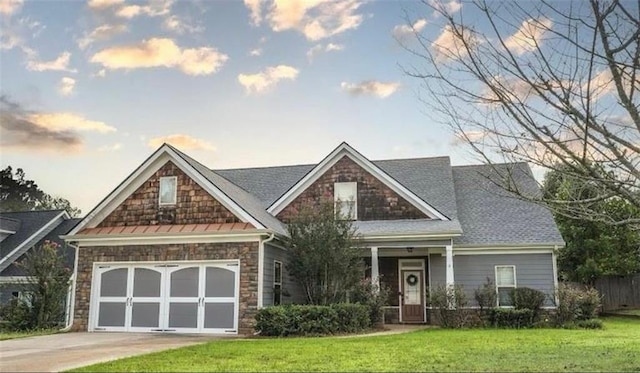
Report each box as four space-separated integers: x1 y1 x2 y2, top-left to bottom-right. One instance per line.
0 210 80 318
64 142 564 335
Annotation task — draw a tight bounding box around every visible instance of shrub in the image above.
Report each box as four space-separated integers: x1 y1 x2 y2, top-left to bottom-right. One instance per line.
0 298 33 331
489 308 535 328
554 283 602 326
350 279 390 325
474 278 497 311
254 303 370 336
429 284 472 328
511 287 546 324
575 318 603 329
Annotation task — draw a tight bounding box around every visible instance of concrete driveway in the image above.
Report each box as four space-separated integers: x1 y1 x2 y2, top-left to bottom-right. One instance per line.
0 332 222 372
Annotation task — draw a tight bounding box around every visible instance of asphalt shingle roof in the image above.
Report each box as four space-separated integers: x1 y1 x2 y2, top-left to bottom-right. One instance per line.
0 210 65 258
215 157 563 247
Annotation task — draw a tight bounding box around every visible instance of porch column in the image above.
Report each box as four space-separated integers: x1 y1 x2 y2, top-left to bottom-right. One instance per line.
371 246 380 291
445 244 454 288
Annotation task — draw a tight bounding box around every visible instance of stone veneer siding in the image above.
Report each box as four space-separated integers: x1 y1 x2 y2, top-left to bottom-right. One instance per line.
73 242 259 335
98 161 242 227
277 156 427 222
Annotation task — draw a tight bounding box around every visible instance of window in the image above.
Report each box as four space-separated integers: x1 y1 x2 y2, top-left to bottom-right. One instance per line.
495 265 516 307
273 261 283 305
334 182 357 220
159 176 177 205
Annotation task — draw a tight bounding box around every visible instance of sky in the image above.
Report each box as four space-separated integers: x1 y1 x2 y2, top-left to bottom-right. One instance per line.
0 0 593 214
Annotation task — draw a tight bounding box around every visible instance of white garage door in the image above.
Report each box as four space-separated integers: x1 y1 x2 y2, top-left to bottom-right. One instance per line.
91 261 239 334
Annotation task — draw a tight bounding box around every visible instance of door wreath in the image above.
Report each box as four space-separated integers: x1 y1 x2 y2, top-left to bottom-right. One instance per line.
406 274 418 286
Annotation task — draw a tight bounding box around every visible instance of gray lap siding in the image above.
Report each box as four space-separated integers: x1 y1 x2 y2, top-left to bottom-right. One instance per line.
430 253 556 307
262 243 306 306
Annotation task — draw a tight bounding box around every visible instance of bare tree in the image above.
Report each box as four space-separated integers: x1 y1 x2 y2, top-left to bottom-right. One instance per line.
402 0 639 226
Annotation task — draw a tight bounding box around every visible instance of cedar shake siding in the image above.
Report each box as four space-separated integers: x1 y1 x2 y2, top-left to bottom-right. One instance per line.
73 242 259 335
277 156 428 222
98 161 242 227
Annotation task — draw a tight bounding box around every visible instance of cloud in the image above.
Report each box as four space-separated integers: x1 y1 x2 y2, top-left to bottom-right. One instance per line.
249 48 262 56
431 24 479 62
147 134 215 151
429 0 462 17
244 0 264 26
26 51 76 72
88 0 124 10
114 0 172 18
90 38 228 76
340 80 401 98
450 130 488 145
77 24 127 50
392 19 427 39
98 142 122 152
306 42 344 60
238 65 299 94
163 15 203 34
0 95 114 154
93 68 106 78
245 0 365 41
0 0 23 15
58 77 76 96
504 18 553 55
585 67 637 101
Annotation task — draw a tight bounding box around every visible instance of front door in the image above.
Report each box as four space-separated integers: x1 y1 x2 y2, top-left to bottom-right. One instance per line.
401 270 424 323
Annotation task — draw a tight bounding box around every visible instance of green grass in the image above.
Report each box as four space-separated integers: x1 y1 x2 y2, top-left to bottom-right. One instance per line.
610 309 640 317
0 329 58 340
71 317 640 372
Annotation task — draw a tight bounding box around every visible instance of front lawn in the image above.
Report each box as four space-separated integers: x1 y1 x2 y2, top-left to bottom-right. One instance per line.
0 329 58 341
71 317 640 372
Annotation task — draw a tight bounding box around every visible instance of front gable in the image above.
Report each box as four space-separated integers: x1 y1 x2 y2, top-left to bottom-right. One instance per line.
97 160 241 227
69 144 265 236
276 155 429 222
269 142 449 222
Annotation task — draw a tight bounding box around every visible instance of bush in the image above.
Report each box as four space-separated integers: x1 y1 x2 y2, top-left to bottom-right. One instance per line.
575 318 603 329
429 285 473 328
350 279 390 325
489 308 535 328
0 298 33 331
474 278 497 311
554 283 602 326
254 303 370 336
511 287 546 324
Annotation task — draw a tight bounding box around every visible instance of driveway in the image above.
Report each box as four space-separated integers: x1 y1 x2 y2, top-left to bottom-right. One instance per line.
0 332 222 372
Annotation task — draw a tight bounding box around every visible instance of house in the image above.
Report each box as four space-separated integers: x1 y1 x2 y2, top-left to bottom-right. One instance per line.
63 142 564 335
0 210 81 325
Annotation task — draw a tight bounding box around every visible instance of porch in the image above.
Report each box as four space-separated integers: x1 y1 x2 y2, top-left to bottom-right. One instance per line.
363 244 454 324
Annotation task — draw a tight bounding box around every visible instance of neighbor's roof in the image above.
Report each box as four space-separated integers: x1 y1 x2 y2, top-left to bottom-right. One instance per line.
1 217 81 277
215 157 563 247
0 210 66 259
0 216 21 233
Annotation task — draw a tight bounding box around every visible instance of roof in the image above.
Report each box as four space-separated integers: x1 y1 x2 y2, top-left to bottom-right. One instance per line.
0 216 20 233
216 157 563 247
0 211 80 277
451 163 564 246
78 222 254 236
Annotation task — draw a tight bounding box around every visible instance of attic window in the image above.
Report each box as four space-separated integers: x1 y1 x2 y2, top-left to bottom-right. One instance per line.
159 176 177 205
334 182 357 220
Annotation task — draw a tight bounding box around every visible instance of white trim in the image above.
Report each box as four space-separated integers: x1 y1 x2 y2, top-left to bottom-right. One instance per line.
65 232 267 247
370 247 379 289
257 233 276 308
0 228 16 234
66 243 80 329
267 142 449 220
0 276 30 283
398 258 426 323
0 211 67 271
445 244 454 288
363 232 461 241
427 250 432 300
495 265 517 307
69 145 266 236
454 243 563 249
273 260 283 305
453 249 554 255
552 247 559 306
158 176 178 206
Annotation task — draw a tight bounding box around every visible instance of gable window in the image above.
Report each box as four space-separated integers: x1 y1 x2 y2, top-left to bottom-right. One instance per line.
495 265 516 307
159 176 177 205
273 261 283 306
334 182 357 220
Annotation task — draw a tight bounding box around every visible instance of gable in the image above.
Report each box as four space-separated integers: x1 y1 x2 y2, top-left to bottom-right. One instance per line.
97 160 242 227
276 155 429 222
269 142 449 221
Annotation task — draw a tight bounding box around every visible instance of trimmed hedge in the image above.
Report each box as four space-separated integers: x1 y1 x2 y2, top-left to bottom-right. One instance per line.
489 308 535 328
255 303 371 336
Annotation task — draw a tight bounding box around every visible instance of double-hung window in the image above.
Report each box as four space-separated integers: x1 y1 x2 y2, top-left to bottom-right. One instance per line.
495 265 516 307
334 182 357 220
159 176 177 205
273 261 283 305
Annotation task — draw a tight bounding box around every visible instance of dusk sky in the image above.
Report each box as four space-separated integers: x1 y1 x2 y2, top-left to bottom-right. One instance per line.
0 0 576 213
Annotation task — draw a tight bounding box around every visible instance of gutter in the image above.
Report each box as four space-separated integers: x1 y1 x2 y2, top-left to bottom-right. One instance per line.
60 243 80 332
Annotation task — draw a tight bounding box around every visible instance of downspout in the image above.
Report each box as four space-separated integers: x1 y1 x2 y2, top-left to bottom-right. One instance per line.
60 243 80 332
257 233 275 309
